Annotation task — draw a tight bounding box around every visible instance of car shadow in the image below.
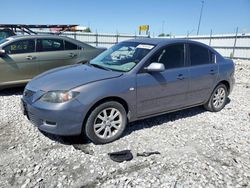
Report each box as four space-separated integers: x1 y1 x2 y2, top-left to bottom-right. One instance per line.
40 130 90 145
124 106 206 137
0 86 25 96
124 97 231 138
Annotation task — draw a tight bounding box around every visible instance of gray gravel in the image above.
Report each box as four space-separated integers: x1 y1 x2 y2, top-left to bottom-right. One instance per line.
0 60 250 188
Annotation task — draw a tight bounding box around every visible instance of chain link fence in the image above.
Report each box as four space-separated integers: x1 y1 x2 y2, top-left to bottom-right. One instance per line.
160 31 250 60
37 31 149 48
36 31 250 60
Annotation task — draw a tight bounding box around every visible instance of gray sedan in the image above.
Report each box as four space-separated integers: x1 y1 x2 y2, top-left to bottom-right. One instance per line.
0 35 105 89
22 38 235 144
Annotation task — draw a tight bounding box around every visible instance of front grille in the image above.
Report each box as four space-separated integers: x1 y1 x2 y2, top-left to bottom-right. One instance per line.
28 112 42 127
24 89 35 98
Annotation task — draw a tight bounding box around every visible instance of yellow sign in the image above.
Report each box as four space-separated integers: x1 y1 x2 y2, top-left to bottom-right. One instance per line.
139 25 149 31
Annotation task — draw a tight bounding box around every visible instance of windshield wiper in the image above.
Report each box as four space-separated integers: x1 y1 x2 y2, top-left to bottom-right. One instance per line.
90 63 112 71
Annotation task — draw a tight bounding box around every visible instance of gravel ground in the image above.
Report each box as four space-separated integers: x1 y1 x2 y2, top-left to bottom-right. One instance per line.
0 60 249 188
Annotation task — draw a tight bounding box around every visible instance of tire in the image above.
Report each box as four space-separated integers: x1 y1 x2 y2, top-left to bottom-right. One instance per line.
204 83 228 112
84 101 127 144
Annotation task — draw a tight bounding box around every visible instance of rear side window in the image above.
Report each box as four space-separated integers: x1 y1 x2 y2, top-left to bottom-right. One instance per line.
3 39 35 54
37 39 64 52
150 44 185 69
189 44 210 66
65 41 78 50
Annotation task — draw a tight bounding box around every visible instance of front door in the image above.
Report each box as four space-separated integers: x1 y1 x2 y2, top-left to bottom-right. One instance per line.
136 44 189 117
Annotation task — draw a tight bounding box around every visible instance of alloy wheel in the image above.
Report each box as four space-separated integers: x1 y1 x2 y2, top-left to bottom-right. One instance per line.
212 87 226 109
93 108 122 139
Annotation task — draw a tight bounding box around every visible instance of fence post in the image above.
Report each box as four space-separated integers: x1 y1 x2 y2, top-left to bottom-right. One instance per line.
74 32 76 40
209 29 212 46
232 27 238 58
116 33 119 44
95 32 98 47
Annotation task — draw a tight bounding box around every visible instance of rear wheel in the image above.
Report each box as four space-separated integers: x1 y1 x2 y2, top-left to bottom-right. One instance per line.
85 101 127 144
204 84 228 112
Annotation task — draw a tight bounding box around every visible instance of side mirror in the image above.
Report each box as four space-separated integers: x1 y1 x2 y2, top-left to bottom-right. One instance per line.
0 49 6 56
145 62 165 72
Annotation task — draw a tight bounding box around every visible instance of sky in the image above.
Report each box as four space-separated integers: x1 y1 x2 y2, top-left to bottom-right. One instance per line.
1 0 250 36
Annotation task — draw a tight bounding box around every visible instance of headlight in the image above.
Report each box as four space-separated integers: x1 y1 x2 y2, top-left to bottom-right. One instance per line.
40 90 80 103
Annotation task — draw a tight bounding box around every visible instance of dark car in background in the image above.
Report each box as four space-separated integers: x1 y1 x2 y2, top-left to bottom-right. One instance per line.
0 28 15 40
0 35 106 89
22 38 235 144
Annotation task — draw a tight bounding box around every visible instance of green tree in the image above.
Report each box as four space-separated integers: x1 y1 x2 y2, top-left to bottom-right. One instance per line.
158 33 165 37
158 33 172 37
84 27 92 33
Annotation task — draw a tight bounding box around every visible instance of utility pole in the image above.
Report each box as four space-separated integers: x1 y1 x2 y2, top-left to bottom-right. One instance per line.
197 0 204 35
162 20 165 34
232 27 239 58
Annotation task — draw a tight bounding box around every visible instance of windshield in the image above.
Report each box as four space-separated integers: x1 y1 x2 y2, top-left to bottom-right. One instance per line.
90 42 155 72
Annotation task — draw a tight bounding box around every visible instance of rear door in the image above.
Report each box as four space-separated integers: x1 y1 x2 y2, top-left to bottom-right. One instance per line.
136 43 189 117
187 43 218 105
0 39 38 85
35 38 80 74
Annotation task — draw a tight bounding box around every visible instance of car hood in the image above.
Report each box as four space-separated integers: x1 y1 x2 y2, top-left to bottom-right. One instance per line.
27 64 123 91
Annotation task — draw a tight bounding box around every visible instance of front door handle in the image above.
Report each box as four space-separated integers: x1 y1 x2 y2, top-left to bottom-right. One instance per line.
209 69 216 75
26 56 36 60
69 53 77 58
177 74 185 80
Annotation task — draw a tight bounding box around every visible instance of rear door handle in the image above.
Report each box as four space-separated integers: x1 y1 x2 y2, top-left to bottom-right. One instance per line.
177 74 185 80
26 56 36 60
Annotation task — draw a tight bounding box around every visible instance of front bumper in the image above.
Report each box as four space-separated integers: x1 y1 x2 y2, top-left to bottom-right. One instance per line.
21 97 86 136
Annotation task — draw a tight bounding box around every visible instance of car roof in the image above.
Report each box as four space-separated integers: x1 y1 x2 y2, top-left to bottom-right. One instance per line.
4 34 95 49
7 34 69 40
126 38 219 53
127 38 210 47
128 38 224 61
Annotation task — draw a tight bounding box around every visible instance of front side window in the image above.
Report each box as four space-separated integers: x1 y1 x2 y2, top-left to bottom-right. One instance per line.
150 44 185 69
90 42 155 72
189 44 210 66
3 39 35 54
37 39 64 52
65 41 78 50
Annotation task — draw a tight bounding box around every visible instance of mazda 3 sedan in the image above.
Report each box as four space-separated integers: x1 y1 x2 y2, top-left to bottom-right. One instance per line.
21 38 235 144
0 35 105 89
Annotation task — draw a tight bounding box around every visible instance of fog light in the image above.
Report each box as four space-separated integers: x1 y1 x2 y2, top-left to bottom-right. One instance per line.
44 120 57 126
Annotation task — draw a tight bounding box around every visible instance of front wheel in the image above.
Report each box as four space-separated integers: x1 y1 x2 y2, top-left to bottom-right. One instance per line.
204 84 228 112
84 101 127 144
